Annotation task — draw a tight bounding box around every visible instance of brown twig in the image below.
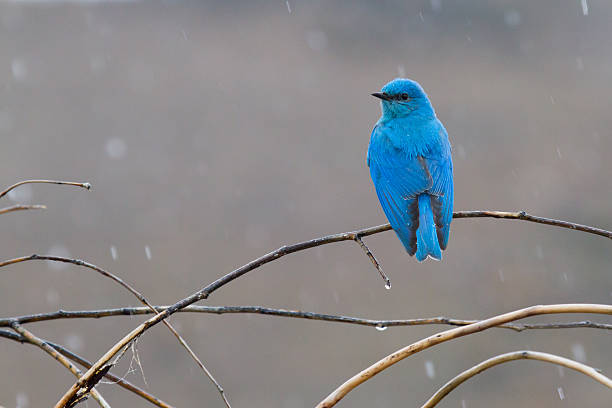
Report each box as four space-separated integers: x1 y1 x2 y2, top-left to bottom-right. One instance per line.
0 179 91 200
10 323 110 408
316 304 612 407
2 306 611 332
0 329 173 408
0 204 46 215
421 350 612 408
354 235 391 288
52 206 612 408
0 254 230 408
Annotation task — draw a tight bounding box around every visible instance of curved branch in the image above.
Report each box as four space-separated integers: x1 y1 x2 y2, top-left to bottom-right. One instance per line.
52 206 612 407
316 304 612 407
0 329 174 408
0 179 91 200
0 254 231 408
2 306 611 332
0 204 46 215
421 350 612 408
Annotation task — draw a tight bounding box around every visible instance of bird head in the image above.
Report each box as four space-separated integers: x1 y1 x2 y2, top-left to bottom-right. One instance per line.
372 78 434 118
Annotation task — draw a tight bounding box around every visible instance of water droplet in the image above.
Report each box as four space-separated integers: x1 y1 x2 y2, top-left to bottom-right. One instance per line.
105 137 127 160
384 280 391 290
110 245 118 260
375 324 387 331
581 0 589 16
571 343 586 362
557 386 565 400
424 360 436 379
144 245 152 260
556 146 563 159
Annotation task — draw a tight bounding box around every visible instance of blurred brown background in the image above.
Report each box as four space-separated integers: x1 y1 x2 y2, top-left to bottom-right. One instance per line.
0 1 610 407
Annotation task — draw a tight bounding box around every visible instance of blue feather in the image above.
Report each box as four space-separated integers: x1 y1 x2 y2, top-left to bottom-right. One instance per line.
368 78 453 262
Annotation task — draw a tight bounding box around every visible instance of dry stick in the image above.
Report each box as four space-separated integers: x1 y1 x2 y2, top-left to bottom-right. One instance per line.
354 235 390 288
53 209 612 408
0 255 230 408
10 323 111 408
0 179 91 200
2 306 611 332
0 204 46 215
0 330 174 408
316 304 612 408
421 350 612 408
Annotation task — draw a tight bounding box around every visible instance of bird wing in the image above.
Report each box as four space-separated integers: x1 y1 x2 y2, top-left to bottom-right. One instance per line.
422 138 453 250
368 127 433 254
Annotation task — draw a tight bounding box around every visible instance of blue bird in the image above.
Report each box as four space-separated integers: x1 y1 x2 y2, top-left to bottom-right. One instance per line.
367 78 453 262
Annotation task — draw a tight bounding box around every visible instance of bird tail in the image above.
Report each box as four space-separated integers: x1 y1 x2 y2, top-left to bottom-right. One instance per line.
415 194 442 262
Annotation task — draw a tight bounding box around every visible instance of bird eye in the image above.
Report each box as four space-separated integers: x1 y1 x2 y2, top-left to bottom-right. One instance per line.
400 93 409 100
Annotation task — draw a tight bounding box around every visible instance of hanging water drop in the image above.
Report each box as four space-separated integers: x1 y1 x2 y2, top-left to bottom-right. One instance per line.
557 386 565 400
375 324 387 331
384 280 391 290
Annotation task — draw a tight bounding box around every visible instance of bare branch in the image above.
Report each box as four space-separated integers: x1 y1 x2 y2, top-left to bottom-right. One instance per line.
0 204 46 215
0 254 230 408
52 208 612 407
10 323 110 408
0 179 91 200
316 304 612 408
2 306 611 332
0 329 174 408
421 350 612 408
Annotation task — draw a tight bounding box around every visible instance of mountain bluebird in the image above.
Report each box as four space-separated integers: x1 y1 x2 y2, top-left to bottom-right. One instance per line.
368 78 453 261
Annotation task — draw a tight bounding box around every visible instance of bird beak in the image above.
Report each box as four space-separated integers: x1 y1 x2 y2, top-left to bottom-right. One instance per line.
371 92 391 101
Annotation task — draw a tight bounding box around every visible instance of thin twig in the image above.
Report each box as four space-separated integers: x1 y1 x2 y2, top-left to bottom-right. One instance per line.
316 304 612 407
0 179 91 200
354 235 391 289
10 323 111 408
0 329 173 408
0 204 46 215
52 208 612 407
2 306 611 332
421 350 612 408
0 254 231 408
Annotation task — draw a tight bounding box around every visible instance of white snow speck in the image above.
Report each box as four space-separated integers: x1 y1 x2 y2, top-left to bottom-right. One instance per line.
16 392 29 408
571 343 586 362
11 58 28 82
145 245 152 260
46 245 71 270
424 360 436 379
504 10 521 27
557 386 565 400
105 137 127 159
581 0 589 16
306 30 328 51
110 245 118 260
7 184 32 203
